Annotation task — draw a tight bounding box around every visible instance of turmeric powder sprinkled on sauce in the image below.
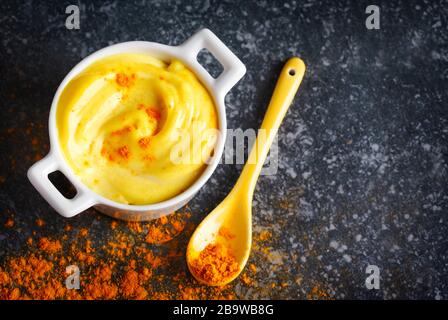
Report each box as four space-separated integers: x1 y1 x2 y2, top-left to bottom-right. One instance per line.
145 107 161 120
138 137 151 149
117 145 130 160
111 125 133 136
115 73 135 88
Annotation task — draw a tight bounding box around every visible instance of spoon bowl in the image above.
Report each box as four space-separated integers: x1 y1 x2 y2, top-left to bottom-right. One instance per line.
187 188 252 285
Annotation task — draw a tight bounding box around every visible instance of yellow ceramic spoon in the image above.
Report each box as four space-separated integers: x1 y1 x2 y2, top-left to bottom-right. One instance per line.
187 57 306 286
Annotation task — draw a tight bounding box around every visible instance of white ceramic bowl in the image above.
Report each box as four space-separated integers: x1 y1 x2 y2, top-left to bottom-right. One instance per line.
27 28 246 221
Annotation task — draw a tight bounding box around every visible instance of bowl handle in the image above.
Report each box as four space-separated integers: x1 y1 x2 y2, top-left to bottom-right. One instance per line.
27 153 97 218
179 28 246 98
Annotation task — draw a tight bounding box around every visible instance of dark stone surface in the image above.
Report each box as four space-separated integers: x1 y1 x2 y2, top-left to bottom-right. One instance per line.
0 0 447 299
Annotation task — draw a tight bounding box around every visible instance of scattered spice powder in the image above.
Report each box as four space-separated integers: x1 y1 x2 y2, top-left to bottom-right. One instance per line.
75 246 95 265
160 216 168 224
38 237 62 254
257 230 272 241
35 218 45 227
83 264 118 300
249 263 257 273
306 285 332 300
4 218 14 228
127 221 143 233
0 212 199 300
111 125 133 136
240 273 254 286
144 213 187 244
0 209 283 300
120 269 148 300
177 282 235 300
138 137 151 149
79 228 88 237
145 108 161 120
171 220 184 233
145 225 174 244
137 103 161 120
117 145 130 160
115 73 135 88
144 251 163 269
101 146 114 161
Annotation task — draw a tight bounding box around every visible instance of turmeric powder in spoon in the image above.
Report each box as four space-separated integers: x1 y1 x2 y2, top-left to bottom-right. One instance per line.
189 227 239 284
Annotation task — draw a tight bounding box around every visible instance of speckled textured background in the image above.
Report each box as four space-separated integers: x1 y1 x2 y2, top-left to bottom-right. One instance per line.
1 0 447 299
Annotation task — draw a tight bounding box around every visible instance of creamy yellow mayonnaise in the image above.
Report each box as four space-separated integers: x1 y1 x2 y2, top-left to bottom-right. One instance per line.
57 54 218 205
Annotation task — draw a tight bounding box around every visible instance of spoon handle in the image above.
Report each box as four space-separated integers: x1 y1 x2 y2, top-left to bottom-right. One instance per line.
237 57 306 197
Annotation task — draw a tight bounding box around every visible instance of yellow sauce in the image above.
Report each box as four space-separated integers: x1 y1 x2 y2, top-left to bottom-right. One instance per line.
57 54 218 205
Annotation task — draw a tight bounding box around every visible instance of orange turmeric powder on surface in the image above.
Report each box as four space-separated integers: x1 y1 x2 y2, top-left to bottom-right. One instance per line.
120 269 148 300
79 228 89 237
306 285 333 300
38 237 62 254
0 208 273 300
110 221 118 230
189 242 239 285
145 225 173 244
0 211 199 300
144 213 187 244
35 218 45 227
4 218 14 228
